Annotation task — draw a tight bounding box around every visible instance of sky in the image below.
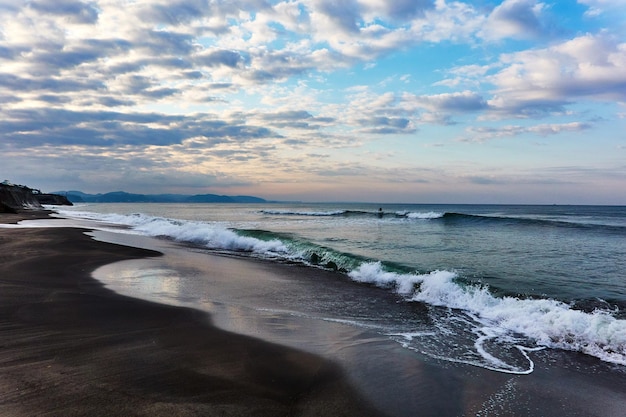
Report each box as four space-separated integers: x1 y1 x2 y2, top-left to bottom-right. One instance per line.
1 0 625 204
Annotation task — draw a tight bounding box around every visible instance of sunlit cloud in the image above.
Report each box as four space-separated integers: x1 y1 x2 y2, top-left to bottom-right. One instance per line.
0 0 624 203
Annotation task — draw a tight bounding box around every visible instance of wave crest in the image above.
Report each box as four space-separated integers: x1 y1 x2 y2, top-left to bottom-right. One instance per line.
260 209 346 216
349 262 626 366
397 211 444 219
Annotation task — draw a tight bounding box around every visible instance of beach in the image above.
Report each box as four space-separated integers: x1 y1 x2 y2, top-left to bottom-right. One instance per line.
0 211 382 416
2 210 626 416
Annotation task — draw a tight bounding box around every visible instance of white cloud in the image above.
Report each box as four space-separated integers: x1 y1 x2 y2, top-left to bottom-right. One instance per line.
435 64 492 88
0 0 624 203
360 0 434 21
463 121 592 141
398 91 487 124
480 0 547 40
578 0 626 17
407 91 488 112
412 0 485 43
486 33 626 118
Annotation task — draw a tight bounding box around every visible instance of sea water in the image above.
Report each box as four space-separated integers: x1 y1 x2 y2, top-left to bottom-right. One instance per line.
55 203 626 374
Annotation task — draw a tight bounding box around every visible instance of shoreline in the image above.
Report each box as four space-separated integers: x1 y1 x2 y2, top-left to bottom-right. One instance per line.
3 210 626 416
89 227 626 417
0 211 383 416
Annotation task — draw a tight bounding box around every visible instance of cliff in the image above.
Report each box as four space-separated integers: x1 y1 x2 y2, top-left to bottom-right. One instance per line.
0 182 72 213
35 193 74 206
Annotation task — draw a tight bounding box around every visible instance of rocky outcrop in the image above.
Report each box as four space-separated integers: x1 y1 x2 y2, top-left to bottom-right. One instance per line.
0 182 72 213
35 193 74 206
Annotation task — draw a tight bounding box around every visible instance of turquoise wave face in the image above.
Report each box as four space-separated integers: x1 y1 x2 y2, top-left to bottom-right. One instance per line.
236 228 374 272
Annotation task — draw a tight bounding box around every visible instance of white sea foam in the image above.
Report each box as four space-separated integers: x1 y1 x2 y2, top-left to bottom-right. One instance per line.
349 262 626 366
399 211 444 219
137 218 288 254
58 209 289 255
348 261 455 295
260 209 346 216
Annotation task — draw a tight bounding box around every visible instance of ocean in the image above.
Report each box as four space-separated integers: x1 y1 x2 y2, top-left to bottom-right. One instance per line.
55 203 626 375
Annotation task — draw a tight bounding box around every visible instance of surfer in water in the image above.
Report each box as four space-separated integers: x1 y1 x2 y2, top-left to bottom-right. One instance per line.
378 207 383 218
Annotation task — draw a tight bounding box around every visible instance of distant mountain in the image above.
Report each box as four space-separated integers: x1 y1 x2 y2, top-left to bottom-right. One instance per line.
54 191 266 204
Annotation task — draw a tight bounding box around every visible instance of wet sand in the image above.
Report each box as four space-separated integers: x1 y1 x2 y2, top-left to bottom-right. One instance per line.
0 212 383 416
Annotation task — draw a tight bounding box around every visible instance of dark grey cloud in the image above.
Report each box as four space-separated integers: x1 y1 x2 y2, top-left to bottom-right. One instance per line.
150 57 193 70
107 61 144 75
272 121 317 130
245 69 277 82
467 176 503 185
117 75 154 94
207 83 235 90
493 1 538 23
0 45 21 60
0 108 277 148
82 38 134 52
134 30 195 56
0 2 20 12
481 0 571 41
260 110 313 121
142 87 179 99
210 149 262 162
463 121 592 141
93 96 135 107
488 98 569 119
0 94 22 106
306 153 330 158
313 164 372 177
98 55 192 81
0 73 105 93
257 110 336 130
416 91 489 112
37 94 72 104
356 116 415 134
28 0 99 24
556 78 626 99
136 0 272 27
195 50 245 68
243 49 322 83
371 0 435 21
35 47 102 71
112 75 179 100
369 116 410 129
436 95 488 112
141 1 210 26
315 0 361 33
5 38 132 78
181 70 203 79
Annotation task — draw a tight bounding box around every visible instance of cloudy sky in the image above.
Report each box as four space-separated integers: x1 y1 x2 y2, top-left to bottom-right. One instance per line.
1 0 625 204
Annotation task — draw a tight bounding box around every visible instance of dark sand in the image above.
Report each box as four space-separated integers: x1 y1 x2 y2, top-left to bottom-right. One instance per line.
0 212 383 416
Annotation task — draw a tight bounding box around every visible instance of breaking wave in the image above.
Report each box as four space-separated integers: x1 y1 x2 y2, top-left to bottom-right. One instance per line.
349 262 626 369
57 208 626 371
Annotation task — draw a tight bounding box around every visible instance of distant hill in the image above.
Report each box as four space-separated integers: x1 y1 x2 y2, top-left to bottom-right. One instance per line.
54 191 266 204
